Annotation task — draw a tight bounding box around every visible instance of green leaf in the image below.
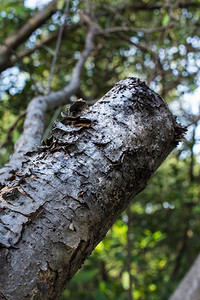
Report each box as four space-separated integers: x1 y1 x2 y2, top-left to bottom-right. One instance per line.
162 14 170 26
58 0 65 10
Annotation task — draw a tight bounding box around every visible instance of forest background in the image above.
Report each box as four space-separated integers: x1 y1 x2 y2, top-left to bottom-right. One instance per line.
0 0 200 299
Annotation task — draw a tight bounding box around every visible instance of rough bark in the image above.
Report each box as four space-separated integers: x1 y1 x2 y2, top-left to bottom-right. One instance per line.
0 78 185 299
170 253 200 300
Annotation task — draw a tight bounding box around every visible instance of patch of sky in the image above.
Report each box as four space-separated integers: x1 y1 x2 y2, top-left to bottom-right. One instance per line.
0 67 27 98
25 0 51 9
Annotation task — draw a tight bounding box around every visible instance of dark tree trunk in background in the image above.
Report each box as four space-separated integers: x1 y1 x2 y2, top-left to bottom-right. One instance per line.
0 78 185 299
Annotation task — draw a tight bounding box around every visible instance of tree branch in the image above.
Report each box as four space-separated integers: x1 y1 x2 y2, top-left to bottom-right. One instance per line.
170 253 200 300
98 23 174 35
43 106 62 141
0 24 79 73
47 0 70 94
113 0 200 12
0 0 58 71
0 78 185 299
1 14 98 175
126 206 133 300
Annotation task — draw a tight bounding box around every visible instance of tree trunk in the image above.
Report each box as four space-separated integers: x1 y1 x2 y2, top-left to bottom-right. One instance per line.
0 78 185 299
170 253 200 300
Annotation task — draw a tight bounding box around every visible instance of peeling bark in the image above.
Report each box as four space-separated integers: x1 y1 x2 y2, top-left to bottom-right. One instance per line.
0 78 185 299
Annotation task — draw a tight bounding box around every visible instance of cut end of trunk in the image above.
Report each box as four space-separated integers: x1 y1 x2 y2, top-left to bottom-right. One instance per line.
173 117 187 144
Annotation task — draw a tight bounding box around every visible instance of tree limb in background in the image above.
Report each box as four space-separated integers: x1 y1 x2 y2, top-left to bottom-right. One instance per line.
47 0 70 94
109 0 200 13
99 23 174 35
0 13 98 179
43 106 62 141
170 253 200 300
126 206 133 300
170 227 188 279
0 78 185 299
99 29 166 92
0 24 79 73
0 0 58 73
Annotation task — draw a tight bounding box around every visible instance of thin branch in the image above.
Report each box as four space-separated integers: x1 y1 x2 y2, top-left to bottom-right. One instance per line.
0 110 26 150
0 43 39 94
170 227 188 279
98 23 174 35
187 114 200 127
43 106 62 140
0 33 57 72
47 0 70 94
116 32 152 53
109 31 163 86
126 206 134 300
6 13 98 171
113 0 200 12
0 25 79 73
0 0 58 58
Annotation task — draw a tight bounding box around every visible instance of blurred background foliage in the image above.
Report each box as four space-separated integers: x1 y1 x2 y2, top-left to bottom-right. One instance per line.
0 0 200 299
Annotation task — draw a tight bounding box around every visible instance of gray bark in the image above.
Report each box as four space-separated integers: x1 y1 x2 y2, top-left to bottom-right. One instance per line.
0 78 185 299
170 253 200 300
